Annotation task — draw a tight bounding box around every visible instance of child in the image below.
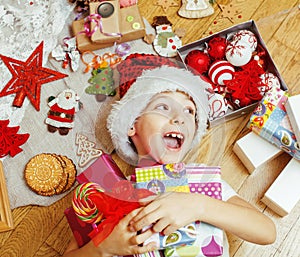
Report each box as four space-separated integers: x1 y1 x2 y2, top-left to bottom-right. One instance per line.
63 56 276 257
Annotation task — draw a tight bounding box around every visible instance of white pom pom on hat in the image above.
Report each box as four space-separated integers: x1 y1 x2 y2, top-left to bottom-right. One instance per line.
107 62 210 165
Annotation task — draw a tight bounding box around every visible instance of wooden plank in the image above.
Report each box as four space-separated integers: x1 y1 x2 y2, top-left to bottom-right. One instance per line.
0 161 14 233
34 244 60 257
0 192 72 256
254 0 299 43
1 1 299 257
45 216 73 255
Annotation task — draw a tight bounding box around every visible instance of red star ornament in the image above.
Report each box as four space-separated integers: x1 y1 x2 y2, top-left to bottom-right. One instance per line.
0 41 68 111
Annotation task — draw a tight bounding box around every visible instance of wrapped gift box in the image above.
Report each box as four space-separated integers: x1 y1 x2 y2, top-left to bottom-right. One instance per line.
261 158 300 216
76 153 126 191
285 94 300 143
164 165 223 257
135 163 190 193
233 131 283 174
177 20 288 127
135 163 196 249
134 251 164 257
64 207 94 247
248 87 300 160
72 4 146 52
89 1 122 44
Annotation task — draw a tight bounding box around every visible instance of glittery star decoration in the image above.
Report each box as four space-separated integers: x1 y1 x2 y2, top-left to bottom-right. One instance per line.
0 41 68 111
218 3 242 23
155 0 179 13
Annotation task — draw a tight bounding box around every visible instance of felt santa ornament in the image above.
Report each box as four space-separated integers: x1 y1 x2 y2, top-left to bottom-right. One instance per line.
45 89 81 135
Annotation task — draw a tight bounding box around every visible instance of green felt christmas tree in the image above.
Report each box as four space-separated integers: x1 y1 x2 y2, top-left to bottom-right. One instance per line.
85 67 115 101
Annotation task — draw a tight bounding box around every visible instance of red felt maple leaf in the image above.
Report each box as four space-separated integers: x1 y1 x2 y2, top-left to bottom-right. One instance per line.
0 119 30 158
0 41 68 111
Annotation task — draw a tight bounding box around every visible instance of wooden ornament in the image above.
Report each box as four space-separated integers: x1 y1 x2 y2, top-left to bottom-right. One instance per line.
155 0 179 13
218 3 242 23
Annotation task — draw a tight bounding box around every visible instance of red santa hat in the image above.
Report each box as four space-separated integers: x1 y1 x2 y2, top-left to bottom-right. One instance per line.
107 54 210 164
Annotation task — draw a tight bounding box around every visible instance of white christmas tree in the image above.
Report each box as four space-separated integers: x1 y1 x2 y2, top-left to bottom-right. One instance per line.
75 133 103 167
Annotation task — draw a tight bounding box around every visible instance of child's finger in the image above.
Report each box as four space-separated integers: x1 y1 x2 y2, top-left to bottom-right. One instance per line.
119 207 144 227
130 226 156 246
139 194 157 205
131 242 158 255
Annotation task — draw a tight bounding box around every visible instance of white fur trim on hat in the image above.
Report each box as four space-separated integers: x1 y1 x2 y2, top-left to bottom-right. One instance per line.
107 66 210 164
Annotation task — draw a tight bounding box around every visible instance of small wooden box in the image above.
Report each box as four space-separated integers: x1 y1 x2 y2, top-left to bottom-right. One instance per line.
0 161 14 232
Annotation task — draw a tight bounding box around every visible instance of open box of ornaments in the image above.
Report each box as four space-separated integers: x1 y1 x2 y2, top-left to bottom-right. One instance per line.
177 20 288 126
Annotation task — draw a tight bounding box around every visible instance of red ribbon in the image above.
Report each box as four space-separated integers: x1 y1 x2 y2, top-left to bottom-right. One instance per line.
74 181 155 246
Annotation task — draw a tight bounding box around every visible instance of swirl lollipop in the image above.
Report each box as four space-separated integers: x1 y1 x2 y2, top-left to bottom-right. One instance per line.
72 182 104 224
72 181 154 246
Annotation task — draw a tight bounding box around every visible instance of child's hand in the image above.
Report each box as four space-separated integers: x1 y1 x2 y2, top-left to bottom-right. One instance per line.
96 207 158 256
129 192 201 236
63 208 158 257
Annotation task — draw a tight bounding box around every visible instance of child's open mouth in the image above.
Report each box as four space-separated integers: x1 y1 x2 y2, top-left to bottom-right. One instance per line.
163 132 184 149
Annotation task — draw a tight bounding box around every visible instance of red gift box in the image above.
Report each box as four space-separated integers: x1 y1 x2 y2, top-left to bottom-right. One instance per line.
76 152 126 191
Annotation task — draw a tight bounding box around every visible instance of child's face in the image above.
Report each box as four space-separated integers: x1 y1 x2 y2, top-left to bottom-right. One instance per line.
128 91 197 164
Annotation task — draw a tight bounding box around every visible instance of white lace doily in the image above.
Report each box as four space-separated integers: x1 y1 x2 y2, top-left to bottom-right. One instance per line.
0 0 74 128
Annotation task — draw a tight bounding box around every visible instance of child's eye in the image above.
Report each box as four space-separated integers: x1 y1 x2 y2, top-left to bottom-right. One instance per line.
155 104 169 111
184 107 195 115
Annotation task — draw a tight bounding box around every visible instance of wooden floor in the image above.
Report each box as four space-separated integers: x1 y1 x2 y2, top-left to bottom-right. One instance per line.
1 0 300 256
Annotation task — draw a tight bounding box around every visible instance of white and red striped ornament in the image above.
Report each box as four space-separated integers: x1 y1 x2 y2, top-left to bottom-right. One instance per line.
208 60 235 86
225 40 252 66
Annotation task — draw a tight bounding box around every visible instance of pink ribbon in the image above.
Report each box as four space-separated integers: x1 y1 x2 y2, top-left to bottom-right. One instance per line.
81 14 122 38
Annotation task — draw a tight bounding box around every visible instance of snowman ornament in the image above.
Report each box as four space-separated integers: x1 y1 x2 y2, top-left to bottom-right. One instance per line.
152 17 182 58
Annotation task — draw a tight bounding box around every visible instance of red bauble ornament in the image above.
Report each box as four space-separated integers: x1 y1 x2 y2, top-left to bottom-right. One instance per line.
185 50 210 74
207 36 227 60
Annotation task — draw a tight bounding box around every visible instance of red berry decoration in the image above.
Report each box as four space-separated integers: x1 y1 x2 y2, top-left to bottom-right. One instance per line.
207 37 227 60
185 50 210 74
